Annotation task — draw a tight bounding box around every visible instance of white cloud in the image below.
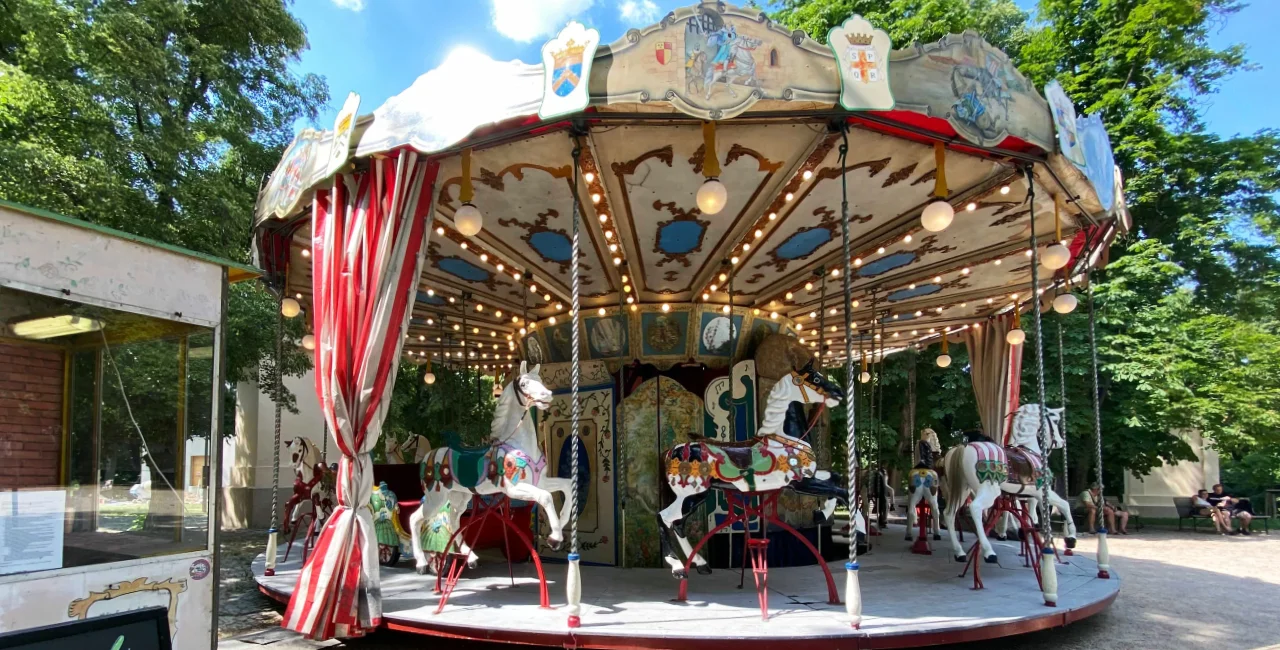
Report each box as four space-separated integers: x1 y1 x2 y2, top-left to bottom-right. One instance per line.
331 0 365 10
618 0 659 25
490 0 595 43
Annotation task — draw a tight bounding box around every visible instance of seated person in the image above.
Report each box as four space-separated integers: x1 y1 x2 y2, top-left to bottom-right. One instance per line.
1208 483 1254 535
1192 489 1231 534
1078 483 1130 534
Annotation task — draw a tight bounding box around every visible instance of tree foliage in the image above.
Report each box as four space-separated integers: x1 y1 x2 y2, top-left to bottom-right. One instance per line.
772 0 1280 496
0 0 327 409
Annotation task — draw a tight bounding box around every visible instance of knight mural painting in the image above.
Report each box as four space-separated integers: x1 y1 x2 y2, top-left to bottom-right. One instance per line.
232 0 1147 643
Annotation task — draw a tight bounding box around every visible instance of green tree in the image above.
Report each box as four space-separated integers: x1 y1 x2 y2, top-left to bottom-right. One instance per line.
0 0 327 407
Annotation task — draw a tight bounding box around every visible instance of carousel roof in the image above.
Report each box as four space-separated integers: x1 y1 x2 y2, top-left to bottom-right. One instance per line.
254 2 1128 369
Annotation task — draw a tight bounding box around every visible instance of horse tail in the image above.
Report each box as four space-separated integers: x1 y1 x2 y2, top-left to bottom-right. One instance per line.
942 444 967 506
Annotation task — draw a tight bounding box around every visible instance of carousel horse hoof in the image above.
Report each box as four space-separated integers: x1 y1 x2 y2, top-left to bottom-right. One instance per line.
696 564 713 575
672 567 688 580
905 534 913 541
467 557 478 569
416 564 430 576
1065 536 1078 549
984 554 999 564
993 533 1007 541
933 533 942 541
954 554 967 563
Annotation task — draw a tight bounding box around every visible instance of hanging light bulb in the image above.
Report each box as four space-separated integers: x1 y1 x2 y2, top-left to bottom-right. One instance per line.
454 148 483 236
1042 198 1071 270
301 334 315 350
280 297 301 318
937 333 952 368
696 121 728 214
859 356 871 383
423 356 436 385
1053 292 1078 314
921 142 955 232
1006 310 1026 345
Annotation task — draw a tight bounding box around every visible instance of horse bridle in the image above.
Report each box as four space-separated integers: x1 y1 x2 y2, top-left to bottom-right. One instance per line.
790 371 829 441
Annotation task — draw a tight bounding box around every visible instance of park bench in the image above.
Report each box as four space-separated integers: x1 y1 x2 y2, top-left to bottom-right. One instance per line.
1175 497 1271 534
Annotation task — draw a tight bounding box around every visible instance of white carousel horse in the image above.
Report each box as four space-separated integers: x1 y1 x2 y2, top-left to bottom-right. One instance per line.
282 436 335 534
905 428 942 541
940 404 1076 563
407 362 575 573
385 434 431 465
658 361 855 577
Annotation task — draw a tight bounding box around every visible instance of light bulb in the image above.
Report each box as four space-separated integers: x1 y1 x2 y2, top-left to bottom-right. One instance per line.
454 202 483 236
696 178 728 214
281 298 301 318
424 371 436 385
860 371 871 383
1053 293 1078 314
1041 243 1071 270
921 200 955 232
937 354 952 368
301 334 315 350
1006 328 1026 345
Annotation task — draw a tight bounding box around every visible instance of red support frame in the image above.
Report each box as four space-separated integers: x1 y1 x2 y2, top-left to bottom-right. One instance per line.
432 494 550 614
959 495 1048 595
910 502 933 555
676 491 839 620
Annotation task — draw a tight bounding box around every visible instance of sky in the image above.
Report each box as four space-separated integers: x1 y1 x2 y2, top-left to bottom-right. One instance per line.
291 0 1278 139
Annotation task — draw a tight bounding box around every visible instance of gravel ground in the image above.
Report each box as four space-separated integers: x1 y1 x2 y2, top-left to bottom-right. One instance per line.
219 526 1280 649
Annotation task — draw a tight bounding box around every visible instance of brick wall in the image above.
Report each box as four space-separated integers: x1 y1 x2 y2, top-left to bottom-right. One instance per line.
0 342 63 489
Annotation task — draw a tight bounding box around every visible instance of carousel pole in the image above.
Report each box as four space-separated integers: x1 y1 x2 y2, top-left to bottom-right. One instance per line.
819 266 827 369
616 266 627 568
1086 272 1111 578
836 126 861 628
1057 315 1069 508
876 305 887 528
728 260 736 441
264 292 284 576
566 140 585 628
1024 167 1058 606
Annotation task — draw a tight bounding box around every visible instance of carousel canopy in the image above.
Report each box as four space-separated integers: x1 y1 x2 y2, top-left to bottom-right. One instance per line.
253 1 1128 370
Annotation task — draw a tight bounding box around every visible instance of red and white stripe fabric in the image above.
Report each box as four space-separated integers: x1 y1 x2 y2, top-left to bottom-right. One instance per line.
284 151 437 640
1003 335 1023 445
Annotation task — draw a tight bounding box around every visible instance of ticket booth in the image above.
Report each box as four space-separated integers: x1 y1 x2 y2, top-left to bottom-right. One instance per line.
0 201 256 649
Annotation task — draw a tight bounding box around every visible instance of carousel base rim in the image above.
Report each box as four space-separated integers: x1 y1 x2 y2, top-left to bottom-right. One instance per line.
253 531 1118 649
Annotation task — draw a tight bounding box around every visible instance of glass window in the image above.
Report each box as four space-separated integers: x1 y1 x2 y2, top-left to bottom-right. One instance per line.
0 287 216 576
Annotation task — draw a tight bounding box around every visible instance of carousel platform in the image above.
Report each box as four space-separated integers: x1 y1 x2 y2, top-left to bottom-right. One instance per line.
253 526 1117 649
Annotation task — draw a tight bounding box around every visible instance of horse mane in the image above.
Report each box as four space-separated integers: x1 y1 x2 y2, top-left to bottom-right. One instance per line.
757 377 794 436
1008 404 1045 453
489 378 518 441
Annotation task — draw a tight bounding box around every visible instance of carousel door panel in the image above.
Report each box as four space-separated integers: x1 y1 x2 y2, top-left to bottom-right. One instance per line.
541 386 616 566
703 360 758 442
620 376 705 568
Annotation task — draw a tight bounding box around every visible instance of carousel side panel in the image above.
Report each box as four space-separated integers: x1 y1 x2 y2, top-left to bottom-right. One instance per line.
0 205 223 326
0 553 214 649
889 32 1053 151
594 3 839 119
538 361 617 566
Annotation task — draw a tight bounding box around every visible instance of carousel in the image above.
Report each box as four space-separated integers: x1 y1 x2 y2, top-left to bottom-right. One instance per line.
250 3 1127 646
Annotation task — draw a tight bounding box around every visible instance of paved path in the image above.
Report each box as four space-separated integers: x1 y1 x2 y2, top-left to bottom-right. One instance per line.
219 527 1280 649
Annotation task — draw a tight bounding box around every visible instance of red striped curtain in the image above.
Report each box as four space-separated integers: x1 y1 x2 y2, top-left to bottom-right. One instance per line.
284 151 436 639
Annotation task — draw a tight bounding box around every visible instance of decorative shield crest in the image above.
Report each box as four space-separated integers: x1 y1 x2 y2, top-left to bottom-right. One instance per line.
827 15 893 111
655 41 672 65
538 21 600 119
1044 80 1085 167
325 91 361 178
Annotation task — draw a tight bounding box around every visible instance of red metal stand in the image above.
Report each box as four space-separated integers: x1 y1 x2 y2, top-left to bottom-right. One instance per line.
910 502 933 555
960 495 1045 592
282 511 316 564
432 494 549 615
677 491 839 621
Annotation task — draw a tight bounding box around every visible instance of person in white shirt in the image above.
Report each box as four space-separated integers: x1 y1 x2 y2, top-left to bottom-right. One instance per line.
1192 489 1230 534
1078 483 1130 534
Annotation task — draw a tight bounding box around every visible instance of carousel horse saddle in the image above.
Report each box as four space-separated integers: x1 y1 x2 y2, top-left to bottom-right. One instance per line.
422 447 490 490
1004 446 1044 487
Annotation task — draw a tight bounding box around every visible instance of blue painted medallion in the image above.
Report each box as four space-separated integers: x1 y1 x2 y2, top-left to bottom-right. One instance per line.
557 435 591 515
887 283 942 302
857 251 915 278
528 230 573 262
437 257 491 283
775 228 833 260
657 220 706 255
416 291 446 305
